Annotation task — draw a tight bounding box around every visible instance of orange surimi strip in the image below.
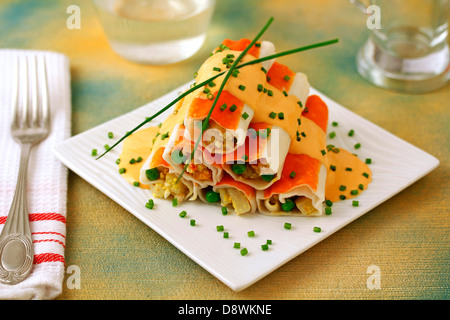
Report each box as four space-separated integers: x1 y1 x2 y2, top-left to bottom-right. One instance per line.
303 95 328 133
221 38 261 58
263 154 321 198
223 122 271 163
149 147 169 168
187 91 244 130
266 62 295 92
216 173 255 199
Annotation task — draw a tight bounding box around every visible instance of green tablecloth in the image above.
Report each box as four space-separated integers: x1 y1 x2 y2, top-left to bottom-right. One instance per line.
0 0 448 299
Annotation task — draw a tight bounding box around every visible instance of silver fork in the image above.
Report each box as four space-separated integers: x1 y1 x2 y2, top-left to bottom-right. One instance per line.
0 54 50 285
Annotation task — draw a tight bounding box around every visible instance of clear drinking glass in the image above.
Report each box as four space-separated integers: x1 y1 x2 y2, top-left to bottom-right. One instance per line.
351 0 450 93
92 0 216 65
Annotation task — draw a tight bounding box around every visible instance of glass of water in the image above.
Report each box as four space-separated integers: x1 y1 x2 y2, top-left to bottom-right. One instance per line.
351 0 450 93
92 0 216 65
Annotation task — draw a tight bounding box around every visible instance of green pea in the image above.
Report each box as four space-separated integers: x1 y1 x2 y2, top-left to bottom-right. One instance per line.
261 174 276 182
145 168 160 181
231 163 246 175
281 199 295 212
205 190 220 203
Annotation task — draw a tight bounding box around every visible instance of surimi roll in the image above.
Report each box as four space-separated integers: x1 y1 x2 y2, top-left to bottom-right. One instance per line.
139 99 197 203
256 94 329 216
163 123 223 188
183 39 276 155
222 122 290 190
198 173 257 215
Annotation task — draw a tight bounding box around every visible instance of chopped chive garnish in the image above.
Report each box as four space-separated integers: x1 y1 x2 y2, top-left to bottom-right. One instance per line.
242 112 249 120
289 171 296 179
261 244 269 251
284 222 292 230
297 101 303 108
119 168 126 174
203 87 210 94
348 129 355 137
208 81 216 87
297 118 301 125
339 185 347 191
221 206 228 215
266 239 272 245
172 198 178 207
190 219 196 226
363 172 369 178
261 66 267 74
354 143 361 149
220 103 227 111
365 158 372 164
207 93 214 100
229 104 237 112
278 112 284 119
247 230 255 237
213 67 221 72
345 167 352 171
325 199 333 207
340 195 346 200
269 111 277 119
329 132 336 139
104 144 110 151
240 248 248 256
257 84 264 92
330 165 336 171
161 132 169 140
359 184 364 190
216 225 224 232
332 121 338 127
234 242 240 249
301 132 306 137
179 210 187 218
136 156 143 163
133 181 140 187
145 199 154 209
266 76 271 82
91 149 97 156
116 158 121 165
325 207 332 215
223 232 229 238
108 132 114 139
351 190 359 195
283 75 291 81
238 85 246 91
267 89 273 96
321 150 326 155
352 200 359 207
313 226 321 233
129 158 136 164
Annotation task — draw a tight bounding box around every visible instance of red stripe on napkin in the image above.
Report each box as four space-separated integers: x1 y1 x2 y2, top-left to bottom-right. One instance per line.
0 212 66 224
33 253 65 264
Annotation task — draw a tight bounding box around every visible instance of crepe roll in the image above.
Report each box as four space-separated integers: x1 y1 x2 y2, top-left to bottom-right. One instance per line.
222 122 290 190
198 173 257 215
163 123 223 188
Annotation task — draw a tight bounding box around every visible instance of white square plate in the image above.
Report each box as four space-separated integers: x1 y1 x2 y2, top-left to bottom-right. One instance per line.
54 83 439 291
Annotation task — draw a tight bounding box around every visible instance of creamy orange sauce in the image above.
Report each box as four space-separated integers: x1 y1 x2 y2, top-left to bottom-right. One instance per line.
325 148 372 203
118 126 160 189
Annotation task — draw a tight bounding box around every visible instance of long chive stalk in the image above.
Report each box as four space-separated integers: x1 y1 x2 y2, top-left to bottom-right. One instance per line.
176 17 274 182
96 23 338 161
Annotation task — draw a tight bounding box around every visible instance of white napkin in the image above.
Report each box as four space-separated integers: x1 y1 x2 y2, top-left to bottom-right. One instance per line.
0 50 71 299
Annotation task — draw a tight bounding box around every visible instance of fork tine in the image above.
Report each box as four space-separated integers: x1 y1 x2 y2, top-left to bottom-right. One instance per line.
30 55 39 127
38 54 49 128
11 56 20 129
19 55 28 129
